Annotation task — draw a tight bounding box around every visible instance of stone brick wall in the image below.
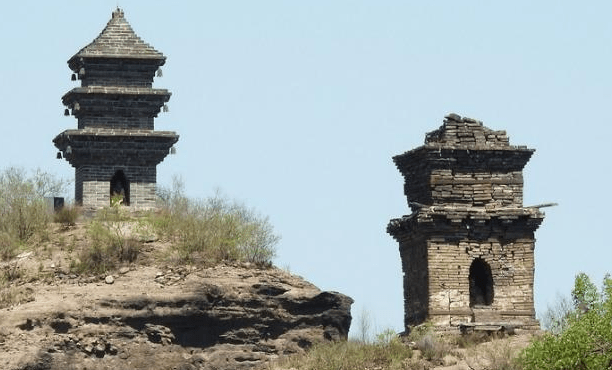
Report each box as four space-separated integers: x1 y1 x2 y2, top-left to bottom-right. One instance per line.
394 151 534 212
76 165 157 209
78 116 155 130
78 59 159 87
429 170 524 207
426 239 536 327
129 182 157 209
64 87 170 130
399 236 429 326
55 128 178 168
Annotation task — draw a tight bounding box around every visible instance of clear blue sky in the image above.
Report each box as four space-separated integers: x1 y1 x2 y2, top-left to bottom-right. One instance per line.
1 1 611 334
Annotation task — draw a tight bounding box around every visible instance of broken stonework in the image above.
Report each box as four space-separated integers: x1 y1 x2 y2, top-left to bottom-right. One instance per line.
388 113 545 332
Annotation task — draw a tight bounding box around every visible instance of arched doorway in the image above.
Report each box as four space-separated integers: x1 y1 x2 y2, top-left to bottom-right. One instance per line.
469 258 493 306
110 170 129 206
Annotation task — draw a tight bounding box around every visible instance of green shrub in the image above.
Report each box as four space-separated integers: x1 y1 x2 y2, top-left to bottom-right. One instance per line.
95 203 132 223
520 273 612 369
150 179 279 265
76 208 141 274
53 205 80 227
0 167 68 254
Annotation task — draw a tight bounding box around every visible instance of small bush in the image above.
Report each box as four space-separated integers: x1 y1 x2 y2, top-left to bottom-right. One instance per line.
403 322 452 363
0 167 68 249
0 277 35 309
95 203 132 223
0 232 18 261
2 263 22 283
53 205 80 227
276 331 413 370
0 286 28 309
119 237 140 263
76 208 141 274
467 339 523 370
0 262 30 309
417 333 450 361
150 179 279 265
454 332 490 349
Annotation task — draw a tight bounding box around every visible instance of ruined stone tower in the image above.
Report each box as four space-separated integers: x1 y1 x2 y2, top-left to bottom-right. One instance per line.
387 113 544 331
54 8 178 209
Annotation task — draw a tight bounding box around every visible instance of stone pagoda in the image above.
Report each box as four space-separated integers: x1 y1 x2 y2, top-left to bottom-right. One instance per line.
54 8 178 209
387 113 545 332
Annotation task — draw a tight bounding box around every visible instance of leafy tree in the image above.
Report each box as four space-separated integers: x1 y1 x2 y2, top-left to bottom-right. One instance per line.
521 273 612 369
572 272 599 312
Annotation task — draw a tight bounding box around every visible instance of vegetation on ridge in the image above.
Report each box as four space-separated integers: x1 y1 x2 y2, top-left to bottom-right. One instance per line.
0 167 279 277
151 177 279 265
0 167 68 260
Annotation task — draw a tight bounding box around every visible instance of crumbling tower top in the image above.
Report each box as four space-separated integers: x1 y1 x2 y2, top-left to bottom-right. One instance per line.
388 113 545 331
392 113 536 213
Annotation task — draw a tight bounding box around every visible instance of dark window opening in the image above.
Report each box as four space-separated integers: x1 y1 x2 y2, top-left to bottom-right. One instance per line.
469 258 493 306
110 170 129 206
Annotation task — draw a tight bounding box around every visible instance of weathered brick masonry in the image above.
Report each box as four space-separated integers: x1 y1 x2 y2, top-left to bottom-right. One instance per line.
54 8 178 210
388 113 544 331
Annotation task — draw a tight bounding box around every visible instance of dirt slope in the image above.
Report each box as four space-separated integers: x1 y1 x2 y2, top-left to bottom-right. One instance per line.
0 223 353 370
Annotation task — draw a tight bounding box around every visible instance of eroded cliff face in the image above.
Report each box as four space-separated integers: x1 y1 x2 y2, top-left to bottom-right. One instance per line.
0 264 353 370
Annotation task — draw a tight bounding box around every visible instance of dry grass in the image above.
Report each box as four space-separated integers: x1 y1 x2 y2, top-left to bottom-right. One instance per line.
0 262 35 309
465 337 525 370
53 205 80 228
0 167 279 276
270 322 535 370
0 284 35 309
0 232 18 261
74 208 143 274
148 187 279 266
272 338 413 370
272 325 456 370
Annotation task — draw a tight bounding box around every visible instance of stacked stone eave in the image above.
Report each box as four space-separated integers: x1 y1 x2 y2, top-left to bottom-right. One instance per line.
387 208 544 244
61 87 171 128
53 129 178 167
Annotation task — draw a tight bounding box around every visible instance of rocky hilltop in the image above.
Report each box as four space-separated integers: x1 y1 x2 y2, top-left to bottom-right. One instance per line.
0 255 353 370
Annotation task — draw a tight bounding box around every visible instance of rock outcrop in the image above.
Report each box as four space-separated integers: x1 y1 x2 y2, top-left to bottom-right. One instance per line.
0 264 353 370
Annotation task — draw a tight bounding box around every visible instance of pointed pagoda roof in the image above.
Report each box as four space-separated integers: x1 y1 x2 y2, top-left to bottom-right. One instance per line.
68 8 165 70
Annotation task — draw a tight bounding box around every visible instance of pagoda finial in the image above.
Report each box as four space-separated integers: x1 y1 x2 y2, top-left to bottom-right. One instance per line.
112 7 124 18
